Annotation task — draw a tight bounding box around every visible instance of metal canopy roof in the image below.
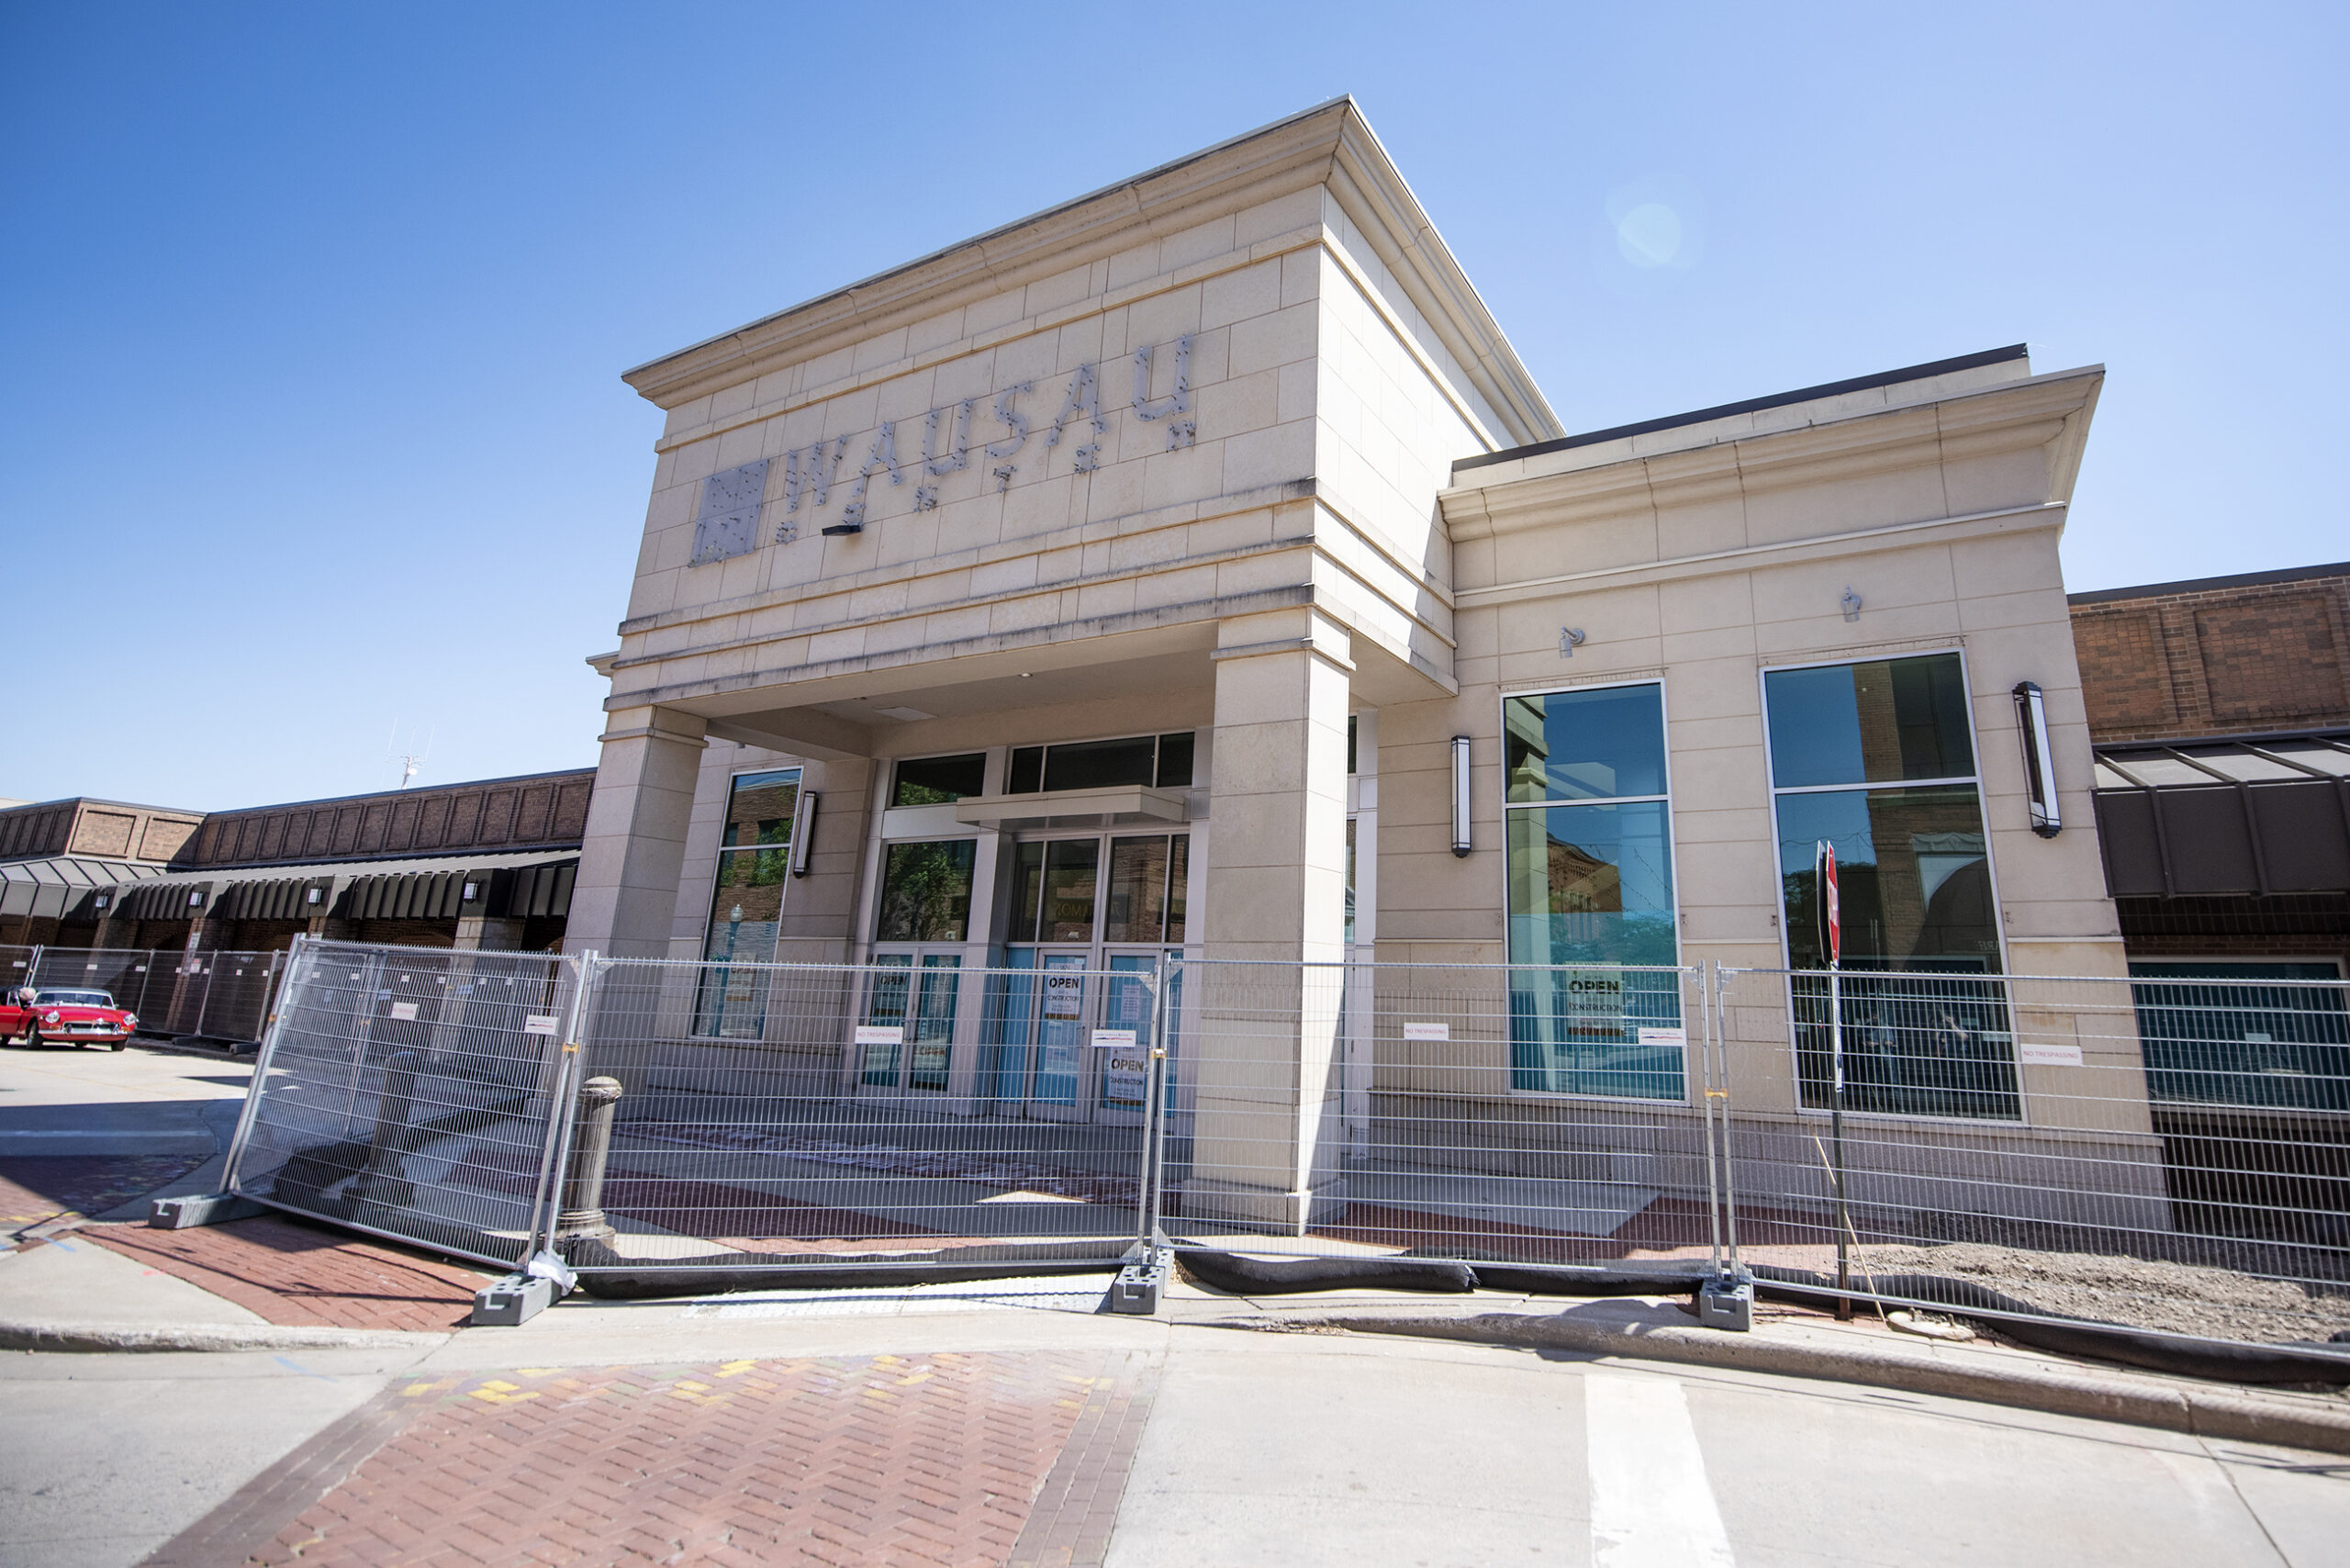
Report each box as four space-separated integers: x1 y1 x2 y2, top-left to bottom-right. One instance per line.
0 857 165 919
2091 730 2350 898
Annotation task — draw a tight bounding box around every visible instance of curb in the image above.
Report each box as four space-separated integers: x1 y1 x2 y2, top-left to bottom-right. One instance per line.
0 1321 450 1354
1238 1308 2350 1457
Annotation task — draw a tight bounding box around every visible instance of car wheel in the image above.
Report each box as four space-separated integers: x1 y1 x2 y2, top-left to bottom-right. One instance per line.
22 1030 40 1048
109 1040 126 1051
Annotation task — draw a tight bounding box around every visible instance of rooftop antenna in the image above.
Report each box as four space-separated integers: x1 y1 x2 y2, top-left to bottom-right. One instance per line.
386 721 434 790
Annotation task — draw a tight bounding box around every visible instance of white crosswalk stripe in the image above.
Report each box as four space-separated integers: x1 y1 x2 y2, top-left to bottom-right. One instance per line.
1586 1372 1737 1568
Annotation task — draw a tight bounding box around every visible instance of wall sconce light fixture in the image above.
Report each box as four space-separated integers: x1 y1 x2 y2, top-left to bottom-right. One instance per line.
2012 681 2062 837
789 790 820 878
1450 735 1472 857
1841 587 1863 622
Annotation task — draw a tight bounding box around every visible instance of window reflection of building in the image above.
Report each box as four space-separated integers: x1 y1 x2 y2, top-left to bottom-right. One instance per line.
1763 653 2019 1119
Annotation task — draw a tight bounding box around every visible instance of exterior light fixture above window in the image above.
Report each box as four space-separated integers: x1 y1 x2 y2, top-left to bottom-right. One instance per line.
186 890 204 909
461 881 480 902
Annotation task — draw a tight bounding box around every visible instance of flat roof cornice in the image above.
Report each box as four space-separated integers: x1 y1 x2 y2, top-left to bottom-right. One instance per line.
2069 561 2350 605
619 99 1560 445
1455 344 2031 475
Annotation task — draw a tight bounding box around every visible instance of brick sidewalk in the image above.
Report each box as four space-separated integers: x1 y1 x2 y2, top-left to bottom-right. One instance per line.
0 1156 207 1230
145 1350 1158 1568
84 1215 493 1331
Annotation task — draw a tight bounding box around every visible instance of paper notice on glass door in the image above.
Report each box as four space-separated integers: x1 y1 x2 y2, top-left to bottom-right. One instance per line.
1044 972 1085 1018
1094 1028 1146 1106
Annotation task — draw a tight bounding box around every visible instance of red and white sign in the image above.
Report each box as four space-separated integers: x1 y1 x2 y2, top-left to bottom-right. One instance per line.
1817 841 1841 966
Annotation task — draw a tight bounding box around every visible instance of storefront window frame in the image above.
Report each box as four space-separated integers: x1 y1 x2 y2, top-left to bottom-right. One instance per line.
694 765 804 1040
1757 647 2024 1125
1496 678 1690 1105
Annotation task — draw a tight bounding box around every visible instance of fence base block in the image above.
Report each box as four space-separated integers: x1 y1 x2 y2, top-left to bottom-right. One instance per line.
473 1274 558 1327
1696 1274 1755 1332
149 1193 268 1230
1109 1250 1172 1316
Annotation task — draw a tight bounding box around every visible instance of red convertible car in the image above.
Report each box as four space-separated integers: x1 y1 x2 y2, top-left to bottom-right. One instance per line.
2 987 139 1049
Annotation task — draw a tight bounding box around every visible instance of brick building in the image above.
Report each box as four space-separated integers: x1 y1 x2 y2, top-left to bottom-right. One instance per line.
2075 561 2350 975
2073 562 2350 1222
0 769 592 956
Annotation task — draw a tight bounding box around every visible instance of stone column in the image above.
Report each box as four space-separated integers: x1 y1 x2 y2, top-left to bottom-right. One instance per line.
1185 608 1354 1233
565 707 709 958
453 916 527 951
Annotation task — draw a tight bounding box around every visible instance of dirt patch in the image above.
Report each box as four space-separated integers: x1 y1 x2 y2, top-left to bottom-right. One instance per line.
1836 1240 2350 1344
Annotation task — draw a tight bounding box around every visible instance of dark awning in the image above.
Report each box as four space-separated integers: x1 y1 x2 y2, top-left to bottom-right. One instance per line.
0 857 167 922
2093 731 2350 897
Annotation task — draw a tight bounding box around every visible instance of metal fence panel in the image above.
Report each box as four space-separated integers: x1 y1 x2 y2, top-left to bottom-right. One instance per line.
1153 960 1726 1270
1715 965 2350 1345
30 946 150 1008
225 938 582 1270
560 957 1160 1275
193 949 284 1043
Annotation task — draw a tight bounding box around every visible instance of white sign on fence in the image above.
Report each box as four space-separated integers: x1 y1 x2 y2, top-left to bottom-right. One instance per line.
855 1025 905 1047
1638 1027 1688 1048
522 1014 560 1036
387 1002 419 1021
2018 1043 2084 1066
1092 1028 1146 1107
1403 1021 1449 1042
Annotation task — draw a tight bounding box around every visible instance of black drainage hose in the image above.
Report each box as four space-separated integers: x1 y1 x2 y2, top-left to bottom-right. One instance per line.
1172 1249 2350 1388
560 1236 1136 1300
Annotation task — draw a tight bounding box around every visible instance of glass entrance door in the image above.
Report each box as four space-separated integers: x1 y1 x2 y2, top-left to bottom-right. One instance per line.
990 830 1189 1123
858 953 960 1096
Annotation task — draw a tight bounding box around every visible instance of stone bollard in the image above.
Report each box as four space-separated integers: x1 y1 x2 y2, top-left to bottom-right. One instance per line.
554 1075 624 1244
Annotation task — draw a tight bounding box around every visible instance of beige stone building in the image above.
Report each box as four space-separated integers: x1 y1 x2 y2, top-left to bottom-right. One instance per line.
568 100 2127 1229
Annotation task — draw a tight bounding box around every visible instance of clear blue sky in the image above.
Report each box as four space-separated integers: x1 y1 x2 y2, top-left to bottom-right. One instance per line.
4 3 2342 811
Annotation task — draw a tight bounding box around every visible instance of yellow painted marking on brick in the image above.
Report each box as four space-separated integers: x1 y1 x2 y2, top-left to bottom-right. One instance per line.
516 1367 564 1378
892 1371 932 1386
716 1360 757 1378
468 1380 541 1405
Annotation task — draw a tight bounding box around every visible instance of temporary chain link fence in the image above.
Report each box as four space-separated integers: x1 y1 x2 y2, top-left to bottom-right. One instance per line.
208 937 2350 1349
2 942 287 1044
1712 964 2350 1347
556 956 1164 1286
223 939 586 1269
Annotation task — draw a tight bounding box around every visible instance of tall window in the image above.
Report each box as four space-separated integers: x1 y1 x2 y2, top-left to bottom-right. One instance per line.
696 767 800 1037
1503 683 1684 1098
1763 652 2018 1119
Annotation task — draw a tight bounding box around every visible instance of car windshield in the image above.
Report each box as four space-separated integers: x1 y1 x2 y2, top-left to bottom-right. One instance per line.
32 990 114 1008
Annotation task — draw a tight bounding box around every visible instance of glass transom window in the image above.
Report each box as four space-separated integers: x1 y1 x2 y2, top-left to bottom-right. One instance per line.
1503 684 1684 1099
